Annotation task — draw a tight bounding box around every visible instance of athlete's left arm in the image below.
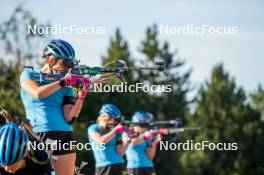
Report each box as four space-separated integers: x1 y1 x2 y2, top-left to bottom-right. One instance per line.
116 134 130 156
146 141 159 160
63 99 84 123
63 89 86 124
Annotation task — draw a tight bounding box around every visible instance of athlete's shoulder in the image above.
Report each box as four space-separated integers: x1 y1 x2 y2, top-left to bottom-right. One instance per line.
20 68 36 83
88 123 99 135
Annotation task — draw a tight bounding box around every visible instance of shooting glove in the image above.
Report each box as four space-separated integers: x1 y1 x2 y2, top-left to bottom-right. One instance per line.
114 124 127 134
82 76 92 91
144 130 155 141
77 90 87 100
60 74 83 87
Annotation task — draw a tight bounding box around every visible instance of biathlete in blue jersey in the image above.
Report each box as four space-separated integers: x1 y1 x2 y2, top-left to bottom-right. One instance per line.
124 112 159 175
20 39 90 175
88 104 130 175
0 123 52 175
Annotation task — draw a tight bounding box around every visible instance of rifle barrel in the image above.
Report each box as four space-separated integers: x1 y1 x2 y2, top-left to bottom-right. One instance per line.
165 127 201 134
127 67 163 71
154 120 181 124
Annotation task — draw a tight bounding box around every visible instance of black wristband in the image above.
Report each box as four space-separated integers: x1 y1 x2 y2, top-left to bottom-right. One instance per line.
63 96 76 106
68 117 77 125
59 80 65 88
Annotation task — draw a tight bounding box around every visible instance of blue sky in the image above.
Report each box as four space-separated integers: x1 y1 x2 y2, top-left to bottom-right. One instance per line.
1 0 264 94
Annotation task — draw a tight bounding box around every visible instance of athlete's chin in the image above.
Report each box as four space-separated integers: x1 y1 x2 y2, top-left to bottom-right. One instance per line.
52 67 68 74
3 166 18 173
3 160 24 173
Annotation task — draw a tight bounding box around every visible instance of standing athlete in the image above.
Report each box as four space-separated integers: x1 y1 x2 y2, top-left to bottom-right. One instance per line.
88 104 129 175
125 112 159 175
20 39 89 175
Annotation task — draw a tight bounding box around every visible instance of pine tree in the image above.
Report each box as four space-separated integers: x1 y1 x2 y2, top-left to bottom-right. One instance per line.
251 86 264 121
138 24 192 175
181 64 264 175
101 28 134 83
138 24 191 120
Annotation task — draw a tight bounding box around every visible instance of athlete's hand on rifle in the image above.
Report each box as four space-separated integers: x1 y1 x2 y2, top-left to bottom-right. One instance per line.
153 133 162 142
114 124 127 134
60 70 92 90
143 130 155 141
60 74 83 87
77 90 87 100
76 77 91 100
81 76 92 91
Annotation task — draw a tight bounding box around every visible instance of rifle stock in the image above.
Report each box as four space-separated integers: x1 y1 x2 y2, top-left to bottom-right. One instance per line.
0 107 41 141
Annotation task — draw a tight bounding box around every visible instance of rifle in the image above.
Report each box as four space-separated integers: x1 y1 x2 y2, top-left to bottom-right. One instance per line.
69 60 165 78
119 118 201 139
89 119 181 129
120 119 182 128
28 59 166 88
155 126 202 135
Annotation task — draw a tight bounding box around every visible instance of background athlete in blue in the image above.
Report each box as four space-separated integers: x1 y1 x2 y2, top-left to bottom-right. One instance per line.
88 104 130 175
125 112 159 175
20 39 89 175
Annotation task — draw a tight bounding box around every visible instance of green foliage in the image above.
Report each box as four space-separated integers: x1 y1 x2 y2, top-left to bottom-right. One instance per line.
251 86 264 121
0 60 24 115
0 5 49 65
138 24 191 118
137 24 192 175
101 29 134 83
0 5 49 116
182 64 264 175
